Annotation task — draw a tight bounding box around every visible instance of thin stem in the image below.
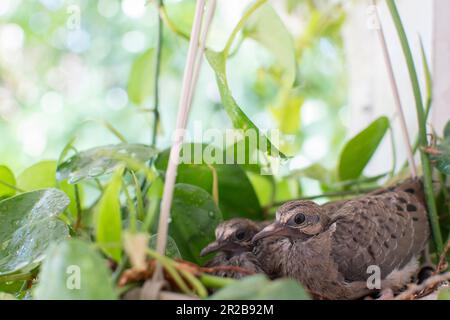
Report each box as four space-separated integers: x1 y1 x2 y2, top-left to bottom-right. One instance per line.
223 0 267 57
373 0 416 177
74 184 82 231
131 171 145 221
178 268 208 298
152 0 163 148
386 0 443 252
389 122 397 178
159 1 190 40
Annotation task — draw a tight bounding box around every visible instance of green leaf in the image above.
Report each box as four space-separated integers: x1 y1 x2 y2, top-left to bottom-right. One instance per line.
444 120 450 139
155 144 262 220
0 189 69 277
149 234 181 259
438 289 450 300
210 275 310 300
169 183 222 264
34 239 117 300
245 3 297 87
430 139 450 175
338 116 389 181
16 160 80 219
95 167 124 262
17 160 57 191
0 165 16 199
127 48 154 106
57 144 158 184
206 50 285 159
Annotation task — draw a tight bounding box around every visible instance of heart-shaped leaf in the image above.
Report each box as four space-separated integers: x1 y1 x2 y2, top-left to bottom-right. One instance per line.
34 239 117 300
155 144 262 220
210 275 310 300
17 160 81 219
169 183 222 264
0 165 16 199
338 116 389 181
0 189 70 277
57 144 158 184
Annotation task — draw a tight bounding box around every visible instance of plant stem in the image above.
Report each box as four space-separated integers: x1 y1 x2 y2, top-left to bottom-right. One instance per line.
372 0 416 177
386 0 443 252
74 184 82 231
153 0 214 280
223 0 267 57
199 273 235 289
159 1 190 40
152 0 163 148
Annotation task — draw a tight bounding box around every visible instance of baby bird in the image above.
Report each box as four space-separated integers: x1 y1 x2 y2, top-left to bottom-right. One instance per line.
200 218 268 279
252 179 430 299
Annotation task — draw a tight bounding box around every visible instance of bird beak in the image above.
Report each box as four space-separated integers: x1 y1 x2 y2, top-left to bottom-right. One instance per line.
252 222 288 243
200 240 226 256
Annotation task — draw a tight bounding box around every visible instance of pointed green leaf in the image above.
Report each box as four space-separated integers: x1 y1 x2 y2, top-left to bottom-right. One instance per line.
95 167 124 262
127 48 154 106
206 50 285 159
338 116 389 181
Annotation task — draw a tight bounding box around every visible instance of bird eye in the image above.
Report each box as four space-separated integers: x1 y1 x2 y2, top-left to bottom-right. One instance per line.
294 213 306 225
235 230 246 240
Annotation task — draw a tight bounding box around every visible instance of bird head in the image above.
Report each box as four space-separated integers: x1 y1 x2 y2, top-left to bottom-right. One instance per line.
252 200 327 243
200 218 260 257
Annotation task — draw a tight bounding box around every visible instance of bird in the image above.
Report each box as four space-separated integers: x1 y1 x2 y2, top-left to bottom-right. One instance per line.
252 178 430 299
200 218 270 279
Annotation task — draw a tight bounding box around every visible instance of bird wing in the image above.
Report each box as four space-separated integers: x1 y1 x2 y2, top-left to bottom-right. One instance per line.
329 186 429 282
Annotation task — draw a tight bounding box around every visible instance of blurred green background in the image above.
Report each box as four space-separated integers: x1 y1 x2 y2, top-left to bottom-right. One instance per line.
0 0 347 176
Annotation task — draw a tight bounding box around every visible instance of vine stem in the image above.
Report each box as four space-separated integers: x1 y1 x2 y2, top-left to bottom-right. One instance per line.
152 0 163 147
386 0 443 252
153 0 216 282
372 0 416 178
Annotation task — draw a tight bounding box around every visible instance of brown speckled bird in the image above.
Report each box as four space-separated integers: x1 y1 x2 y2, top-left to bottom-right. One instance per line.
252 179 430 299
200 218 270 279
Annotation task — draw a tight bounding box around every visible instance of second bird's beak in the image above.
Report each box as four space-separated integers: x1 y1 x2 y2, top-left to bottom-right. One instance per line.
252 223 288 243
200 241 227 256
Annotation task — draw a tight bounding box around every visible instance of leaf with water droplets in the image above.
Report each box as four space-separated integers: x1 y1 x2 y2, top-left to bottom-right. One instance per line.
57 144 158 184
0 189 70 277
168 184 222 264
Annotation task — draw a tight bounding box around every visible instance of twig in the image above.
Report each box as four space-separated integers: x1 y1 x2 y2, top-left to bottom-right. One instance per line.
394 271 450 300
372 0 416 178
153 0 215 282
435 240 450 274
